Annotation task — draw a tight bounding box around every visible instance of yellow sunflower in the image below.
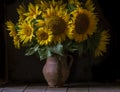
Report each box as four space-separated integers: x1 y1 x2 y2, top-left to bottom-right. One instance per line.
35 19 45 27
95 30 110 57
18 20 34 44
24 3 41 20
85 0 95 12
13 36 21 49
35 0 65 11
70 8 98 42
17 4 26 23
5 20 17 37
68 0 81 8
48 0 66 9
42 5 69 44
36 28 53 45
35 0 49 11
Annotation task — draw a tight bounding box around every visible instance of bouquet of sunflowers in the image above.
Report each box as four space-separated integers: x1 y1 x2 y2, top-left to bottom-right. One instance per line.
5 0 110 60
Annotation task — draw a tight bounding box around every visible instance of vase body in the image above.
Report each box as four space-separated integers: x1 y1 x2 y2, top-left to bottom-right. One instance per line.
43 55 73 87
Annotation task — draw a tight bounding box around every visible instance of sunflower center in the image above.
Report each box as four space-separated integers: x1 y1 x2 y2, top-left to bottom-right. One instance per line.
25 26 32 36
40 32 48 40
75 13 89 34
46 16 66 35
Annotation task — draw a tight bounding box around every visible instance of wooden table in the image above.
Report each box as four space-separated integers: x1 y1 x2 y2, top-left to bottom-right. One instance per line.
0 82 120 92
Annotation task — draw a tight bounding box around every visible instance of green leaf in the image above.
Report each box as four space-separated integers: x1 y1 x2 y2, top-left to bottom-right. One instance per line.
25 44 39 56
49 43 64 56
37 47 47 61
67 4 76 13
47 49 52 57
86 31 101 54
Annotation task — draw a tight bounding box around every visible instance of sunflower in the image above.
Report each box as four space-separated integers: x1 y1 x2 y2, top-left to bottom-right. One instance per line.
35 0 65 11
85 0 95 12
68 0 95 12
17 4 26 23
13 36 21 49
42 5 69 44
68 0 81 8
94 30 110 57
36 28 53 45
35 0 49 11
5 20 17 37
70 8 98 42
18 20 34 44
35 19 45 27
5 0 111 62
24 3 41 20
48 0 66 9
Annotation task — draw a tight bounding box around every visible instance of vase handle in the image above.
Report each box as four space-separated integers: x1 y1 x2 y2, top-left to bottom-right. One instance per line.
67 55 73 69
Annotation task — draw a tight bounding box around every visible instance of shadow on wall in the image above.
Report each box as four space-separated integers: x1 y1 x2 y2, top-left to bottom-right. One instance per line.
91 0 118 82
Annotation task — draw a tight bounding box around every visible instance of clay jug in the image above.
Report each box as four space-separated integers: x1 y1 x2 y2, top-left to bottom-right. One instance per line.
42 55 73 87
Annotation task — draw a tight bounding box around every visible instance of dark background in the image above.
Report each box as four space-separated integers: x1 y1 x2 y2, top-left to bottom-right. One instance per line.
91 0 118 82
0 0 118 83
0 0 6 80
